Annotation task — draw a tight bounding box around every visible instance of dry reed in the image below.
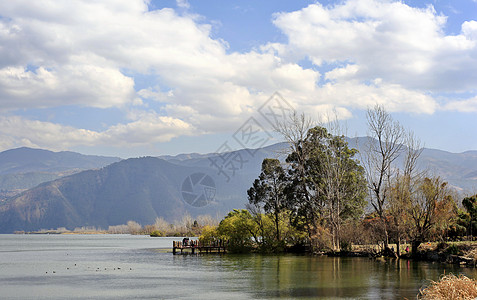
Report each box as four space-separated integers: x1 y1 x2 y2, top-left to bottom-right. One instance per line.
418 274 477 300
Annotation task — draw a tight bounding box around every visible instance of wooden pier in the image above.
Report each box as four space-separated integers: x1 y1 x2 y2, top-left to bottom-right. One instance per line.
172 240 227 255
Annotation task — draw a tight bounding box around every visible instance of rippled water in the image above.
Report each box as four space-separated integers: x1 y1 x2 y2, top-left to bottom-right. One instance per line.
0 234 476 299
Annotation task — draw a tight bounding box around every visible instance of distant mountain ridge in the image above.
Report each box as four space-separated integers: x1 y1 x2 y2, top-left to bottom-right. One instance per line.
344 137 477 192
0 157 195 233
0 141 476 233
0 144 283 233
0 147 121 174
0 147 121 200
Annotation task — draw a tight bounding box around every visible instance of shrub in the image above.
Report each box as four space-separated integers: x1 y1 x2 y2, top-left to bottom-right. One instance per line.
447 244 461 255
199 225 218 245
150 230 164 237
419 274 477 300
310 225 332 251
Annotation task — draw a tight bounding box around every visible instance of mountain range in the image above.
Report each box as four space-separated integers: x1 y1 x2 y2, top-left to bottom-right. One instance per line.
0 140 476 233
0 147 121 200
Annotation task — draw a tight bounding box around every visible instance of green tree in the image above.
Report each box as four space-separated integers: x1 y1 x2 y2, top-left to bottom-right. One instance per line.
285 126 367 251
217 209 258 253
447 209 470 240
463 195 477 237
248 158 287 245
199 225 219 245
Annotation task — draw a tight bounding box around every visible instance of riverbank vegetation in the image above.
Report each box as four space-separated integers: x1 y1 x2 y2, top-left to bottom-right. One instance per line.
200 106 477 256
18 214 220 236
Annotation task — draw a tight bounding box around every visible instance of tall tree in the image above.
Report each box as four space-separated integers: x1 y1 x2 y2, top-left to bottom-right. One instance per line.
285 126 367 251
304 127 367 250
364 105 406 249
388 132 423 256
275 112 317 240
247 158 287 244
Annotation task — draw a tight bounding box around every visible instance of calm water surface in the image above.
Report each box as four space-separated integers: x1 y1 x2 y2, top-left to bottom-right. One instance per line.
1 234 476 299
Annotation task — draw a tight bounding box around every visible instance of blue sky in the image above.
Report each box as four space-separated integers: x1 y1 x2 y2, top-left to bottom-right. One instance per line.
0 0 476 158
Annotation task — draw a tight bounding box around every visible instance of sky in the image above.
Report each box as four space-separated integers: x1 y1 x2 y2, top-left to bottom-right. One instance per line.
0 0 476 158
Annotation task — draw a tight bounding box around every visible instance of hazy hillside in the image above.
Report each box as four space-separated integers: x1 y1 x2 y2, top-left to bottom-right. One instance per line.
0 147 121 200
417 149 477 192
0 158 183 232
346 137 477 192
0 155 257 233
0 143 287 233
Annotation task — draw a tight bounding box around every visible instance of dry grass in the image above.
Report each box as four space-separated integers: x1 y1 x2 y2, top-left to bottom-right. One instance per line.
465 248 477 260
419 274 477 300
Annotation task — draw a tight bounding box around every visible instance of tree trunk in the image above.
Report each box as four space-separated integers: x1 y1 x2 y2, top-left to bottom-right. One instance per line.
382 218 390 248
411 240 421 257
396 239 401 258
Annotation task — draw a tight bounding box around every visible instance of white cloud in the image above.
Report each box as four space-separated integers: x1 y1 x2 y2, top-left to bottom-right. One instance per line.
102 112 195 146
443 96 477 113
0 116 99 151
0 113 195 151
0 65 135 109
325 64 359 82
273 0 477 92
0 1 227 110
0 2 317 120
0 0 475 152
176 0 190 9
462 21 477 40
315 80 437 114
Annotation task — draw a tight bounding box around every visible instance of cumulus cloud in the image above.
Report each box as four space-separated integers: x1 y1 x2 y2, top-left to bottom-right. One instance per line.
443 96 477 113
273 0 477 92
0 65 135 109
315 80 437 114
0 1 318 129
0 113 195 151
0 0 475 152
102 112 195 146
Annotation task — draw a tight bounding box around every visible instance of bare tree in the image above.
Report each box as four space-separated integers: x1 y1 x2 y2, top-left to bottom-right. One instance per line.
174 214 193 235
364 105 406 250
388 131 424 256
196 215 220 227
154 217 170 233
108 224 129 234
274 111 315 159
127 220 142 234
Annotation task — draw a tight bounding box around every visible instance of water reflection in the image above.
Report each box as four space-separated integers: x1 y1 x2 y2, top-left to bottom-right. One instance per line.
2 235 477 300
204 254 477 299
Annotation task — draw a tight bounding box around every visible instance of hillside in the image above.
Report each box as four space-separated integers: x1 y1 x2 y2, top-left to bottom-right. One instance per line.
345 137 477 192
0 154 262 233
0 147 121 199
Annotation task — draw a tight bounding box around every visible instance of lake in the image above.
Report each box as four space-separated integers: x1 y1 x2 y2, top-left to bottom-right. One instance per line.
0 234 475 299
